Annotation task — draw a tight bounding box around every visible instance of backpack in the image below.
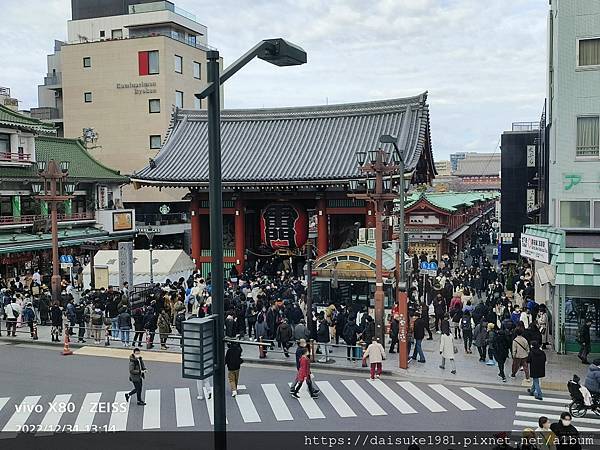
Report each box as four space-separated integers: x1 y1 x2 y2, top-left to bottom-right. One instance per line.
461 317 472 331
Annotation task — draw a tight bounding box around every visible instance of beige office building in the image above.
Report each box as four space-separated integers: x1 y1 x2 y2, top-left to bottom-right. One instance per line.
35 0 211 205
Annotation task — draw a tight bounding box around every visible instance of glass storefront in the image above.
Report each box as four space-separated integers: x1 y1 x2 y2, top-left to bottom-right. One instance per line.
564 285 600 352
312 280 394 309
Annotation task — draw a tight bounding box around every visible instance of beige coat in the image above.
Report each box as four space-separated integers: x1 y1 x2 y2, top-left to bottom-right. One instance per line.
512 335 530 359
364 342 386 364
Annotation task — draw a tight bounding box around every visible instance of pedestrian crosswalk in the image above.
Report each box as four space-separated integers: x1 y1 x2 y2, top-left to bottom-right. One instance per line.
512 393 600 432
0 379 504 433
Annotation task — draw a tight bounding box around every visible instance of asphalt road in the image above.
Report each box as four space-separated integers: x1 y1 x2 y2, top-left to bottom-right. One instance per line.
0 341 535 435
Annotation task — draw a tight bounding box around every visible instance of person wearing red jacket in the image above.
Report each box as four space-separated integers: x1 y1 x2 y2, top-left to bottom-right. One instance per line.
291 348 319 399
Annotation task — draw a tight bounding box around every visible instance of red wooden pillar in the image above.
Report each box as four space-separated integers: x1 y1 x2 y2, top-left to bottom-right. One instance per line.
317 197 328 256
365 205 376 228
190 193 201 269
234 197 245 272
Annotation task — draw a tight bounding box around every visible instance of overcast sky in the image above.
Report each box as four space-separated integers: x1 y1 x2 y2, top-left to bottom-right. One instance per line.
0 0 548 159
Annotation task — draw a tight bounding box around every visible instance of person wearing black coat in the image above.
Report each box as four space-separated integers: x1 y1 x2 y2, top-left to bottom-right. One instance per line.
527 341 546 400
335 308 346 346
361 316 375 345
411 313 426 363
342 317 359 360
132 308 145 347
578 319 592 364
550 412 582 450
75 302 87 343
276 319 293 357
420 302 433 340
316 317 330 361
389 316 400 353
143 307 157 349
433 295 446 332
493 328 511 382
50 302 63 342
225 342 243 396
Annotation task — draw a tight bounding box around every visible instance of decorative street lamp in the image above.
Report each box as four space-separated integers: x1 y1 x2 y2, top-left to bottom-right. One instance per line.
35 159 73 303
380 133 409 370
194 38 306 450
348 147 400 346
138 226 159 284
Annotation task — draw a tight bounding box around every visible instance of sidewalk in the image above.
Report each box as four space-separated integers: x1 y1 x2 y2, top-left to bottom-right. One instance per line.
1 320 584 391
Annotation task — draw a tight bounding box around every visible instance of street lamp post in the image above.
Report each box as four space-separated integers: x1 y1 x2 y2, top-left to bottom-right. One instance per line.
139 227 159 284
33 160 74 303
379 134 409 370
195 38 306 450
349 149 399 346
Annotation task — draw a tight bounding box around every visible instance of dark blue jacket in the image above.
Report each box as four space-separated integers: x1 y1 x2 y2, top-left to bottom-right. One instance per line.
585 364 600 394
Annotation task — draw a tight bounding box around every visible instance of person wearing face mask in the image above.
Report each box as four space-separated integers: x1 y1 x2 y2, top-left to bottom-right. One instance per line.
125 347 147 406
550 412 581 450
535 416 557 450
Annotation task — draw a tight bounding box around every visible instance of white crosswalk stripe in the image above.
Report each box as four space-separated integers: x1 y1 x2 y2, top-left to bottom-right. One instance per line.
204 387 229 425
174 388 195 427
288 382 325 419
429 384 476 411
0 398 9 415
512 394 600 432
461 387 505 409
109 392 130 431
368 379 417 414
142 390 161 430
397 382 446 412
2 396 42 432
315 381 356 418
236 394 261 423
38 394 73 434
262 384 293 421
0 379 499 432
341 379 387 416
74 392 102 432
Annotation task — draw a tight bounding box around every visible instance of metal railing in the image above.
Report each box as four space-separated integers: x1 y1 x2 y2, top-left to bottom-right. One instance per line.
0 152 31 162
512 122 540 132
0 212 94 225
135 212 189 226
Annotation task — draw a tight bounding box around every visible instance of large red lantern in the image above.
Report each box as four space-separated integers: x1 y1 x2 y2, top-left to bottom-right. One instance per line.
260 202 308 250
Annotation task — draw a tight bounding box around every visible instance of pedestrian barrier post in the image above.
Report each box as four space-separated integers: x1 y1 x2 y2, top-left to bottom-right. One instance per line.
309 339 316 362
104 325 110 346
32 322 38 340
258 337 266 358
146 331 151 349
61 328 73 356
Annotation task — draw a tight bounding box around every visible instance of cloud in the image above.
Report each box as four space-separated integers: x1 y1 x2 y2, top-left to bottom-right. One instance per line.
0 0 548 159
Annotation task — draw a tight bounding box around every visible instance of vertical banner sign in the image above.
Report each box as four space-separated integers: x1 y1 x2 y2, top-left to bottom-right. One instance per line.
118 241 134 289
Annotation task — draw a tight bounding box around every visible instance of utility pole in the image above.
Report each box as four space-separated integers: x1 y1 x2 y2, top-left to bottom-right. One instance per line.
305 239 313 330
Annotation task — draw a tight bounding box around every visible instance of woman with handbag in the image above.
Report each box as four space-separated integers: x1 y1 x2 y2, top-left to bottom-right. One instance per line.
363 338 386 380
439 320 457 374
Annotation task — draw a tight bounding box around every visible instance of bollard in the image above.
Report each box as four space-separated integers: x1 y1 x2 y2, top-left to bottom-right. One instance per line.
258 337 266 358
146 331 151 350
32 322 38 341
309 339 316 363
62 328 73 356
105 325 110 346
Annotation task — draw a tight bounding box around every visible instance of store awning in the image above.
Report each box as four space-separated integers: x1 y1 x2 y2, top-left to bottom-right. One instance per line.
447 225 469 244
0 227 131 255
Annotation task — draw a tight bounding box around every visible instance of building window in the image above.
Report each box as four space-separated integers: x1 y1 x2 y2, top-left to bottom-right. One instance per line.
194 97 201 110
111 29 123 39
193 61 201 79
0 133 10 153
560 201 591 228
175 90 183 108
149 99 160 113
578 37 600 67
576 116 600 157
174 55 183 73
139 50 159 75
595 201 600 228
100 30 105 38
84 92 92 103
83 57 91 68
150 135 161 149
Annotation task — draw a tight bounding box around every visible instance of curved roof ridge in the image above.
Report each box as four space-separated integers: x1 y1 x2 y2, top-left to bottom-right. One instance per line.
176 93 428 122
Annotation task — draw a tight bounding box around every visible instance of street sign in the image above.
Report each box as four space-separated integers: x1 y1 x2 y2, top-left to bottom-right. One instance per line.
60 255 74 264
419 261 438 277
182 315 217 380
60 262 73 269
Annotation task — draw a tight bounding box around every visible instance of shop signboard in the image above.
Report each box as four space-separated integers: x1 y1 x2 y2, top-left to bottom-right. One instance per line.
520 234 549 264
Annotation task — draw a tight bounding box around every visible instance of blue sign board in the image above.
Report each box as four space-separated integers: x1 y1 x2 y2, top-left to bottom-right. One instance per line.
59 255 74 264
419 261 438 271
